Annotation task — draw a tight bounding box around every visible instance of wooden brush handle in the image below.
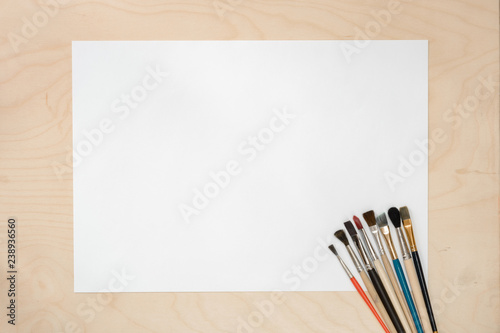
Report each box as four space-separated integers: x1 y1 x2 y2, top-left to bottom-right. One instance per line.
367 268 405 332
360 270 397 333
382 254 417 333
350 276 391 333
404 258 433 333
412 252 438 332
374 259 412 333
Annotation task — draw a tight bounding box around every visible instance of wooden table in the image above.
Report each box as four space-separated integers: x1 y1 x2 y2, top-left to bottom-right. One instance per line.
0 1 498 332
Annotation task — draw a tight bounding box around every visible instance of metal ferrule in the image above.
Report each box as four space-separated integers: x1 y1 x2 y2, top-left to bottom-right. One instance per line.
359 229 378 261
345 245 363 272
402 219 418 252
335 255 353 278
351 235 373 271
379 226 398 260
396 228 412 260
369 225 386 256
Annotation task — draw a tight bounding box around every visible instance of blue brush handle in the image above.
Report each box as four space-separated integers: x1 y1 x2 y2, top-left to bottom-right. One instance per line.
393 258 424 333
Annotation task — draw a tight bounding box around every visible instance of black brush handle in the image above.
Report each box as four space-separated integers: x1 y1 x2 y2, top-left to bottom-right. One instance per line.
412 251 438 332
367 268 406 333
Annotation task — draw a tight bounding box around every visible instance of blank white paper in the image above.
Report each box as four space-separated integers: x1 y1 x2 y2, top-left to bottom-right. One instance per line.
73 40 428 292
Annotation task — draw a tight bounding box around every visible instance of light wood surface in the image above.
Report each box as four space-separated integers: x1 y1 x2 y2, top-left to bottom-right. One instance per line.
0 0 498 332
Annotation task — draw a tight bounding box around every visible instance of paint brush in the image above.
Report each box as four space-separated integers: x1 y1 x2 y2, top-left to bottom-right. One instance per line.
355 215 412 333
377 212 424 333
345 221 405 333
364 211 417 333
399 206 439 333
389 207 433 333
327 243 390 333
335 229 395 333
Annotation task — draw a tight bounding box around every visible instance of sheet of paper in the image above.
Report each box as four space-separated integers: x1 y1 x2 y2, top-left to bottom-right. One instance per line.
73 40 428 292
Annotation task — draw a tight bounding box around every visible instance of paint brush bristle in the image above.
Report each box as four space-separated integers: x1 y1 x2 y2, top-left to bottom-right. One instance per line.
334 230 349 246
328 244 338 255
344 221 358 237
353 216 363 229
399 206 410 221
388 207 401 228
362 211 376 227
376 213 389 228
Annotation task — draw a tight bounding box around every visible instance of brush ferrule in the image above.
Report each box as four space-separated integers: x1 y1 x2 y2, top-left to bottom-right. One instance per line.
351 236 372 270
396 228 411 260
345 245 363 272
369 225 386 256
379 226 398 260
402 219 418 252
359 229 378 260
335 255 353 278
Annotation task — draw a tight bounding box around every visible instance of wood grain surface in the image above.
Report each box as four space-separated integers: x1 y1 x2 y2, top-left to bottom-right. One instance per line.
0 0 498 332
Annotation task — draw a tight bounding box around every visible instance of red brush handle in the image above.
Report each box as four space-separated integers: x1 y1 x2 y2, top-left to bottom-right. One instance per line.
350 277 390 333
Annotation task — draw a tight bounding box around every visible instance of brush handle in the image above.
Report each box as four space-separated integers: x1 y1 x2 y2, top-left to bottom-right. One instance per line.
393 259 424 333
367 268 405 333
404 258 433 333
382 254 417 333
360 270 396 333
374 259 411 333
412 252 438 332
350 276 391 333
